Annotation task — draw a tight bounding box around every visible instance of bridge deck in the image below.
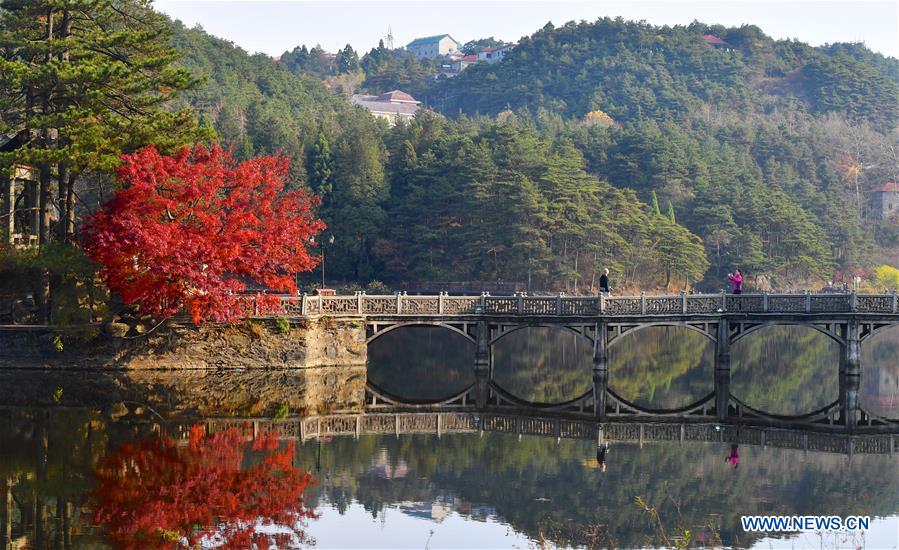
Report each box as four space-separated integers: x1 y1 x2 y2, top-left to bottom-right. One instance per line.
277 292 899 319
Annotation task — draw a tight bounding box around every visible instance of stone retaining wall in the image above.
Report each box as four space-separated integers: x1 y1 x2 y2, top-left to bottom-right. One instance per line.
0 316 367 370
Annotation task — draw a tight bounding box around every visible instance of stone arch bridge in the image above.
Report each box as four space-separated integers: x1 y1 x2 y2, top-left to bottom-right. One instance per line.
276 292 899 434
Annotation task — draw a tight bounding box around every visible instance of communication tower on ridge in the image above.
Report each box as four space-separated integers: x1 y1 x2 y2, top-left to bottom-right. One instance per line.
385 25 395 50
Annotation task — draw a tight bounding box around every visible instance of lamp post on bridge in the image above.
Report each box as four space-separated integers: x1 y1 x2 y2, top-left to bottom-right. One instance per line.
312 234 335 289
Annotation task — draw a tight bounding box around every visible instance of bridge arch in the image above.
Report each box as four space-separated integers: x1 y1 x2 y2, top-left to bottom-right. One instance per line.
729 322 845 347
366 321 476 345
489 324 593 347
607 322 717 348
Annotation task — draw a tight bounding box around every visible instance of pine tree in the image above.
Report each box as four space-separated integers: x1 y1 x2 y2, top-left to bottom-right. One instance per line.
0 0 205 321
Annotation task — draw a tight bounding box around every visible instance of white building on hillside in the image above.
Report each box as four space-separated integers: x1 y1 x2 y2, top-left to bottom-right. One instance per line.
351 90 421 125
406 34 462 59
477 43 516 63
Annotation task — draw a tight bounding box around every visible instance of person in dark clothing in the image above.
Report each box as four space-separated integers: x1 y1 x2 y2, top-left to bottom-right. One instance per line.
596 443 609 472
599 268 610 294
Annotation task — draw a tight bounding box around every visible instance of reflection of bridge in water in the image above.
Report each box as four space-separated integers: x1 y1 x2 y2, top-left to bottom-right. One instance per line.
279 292 899 434
190 412 898 456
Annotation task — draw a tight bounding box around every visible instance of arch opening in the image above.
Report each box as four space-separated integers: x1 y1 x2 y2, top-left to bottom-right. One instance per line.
491 326 592 404
731 325 838 416
609 326 714 410
367 325 474 401
860 324 899 419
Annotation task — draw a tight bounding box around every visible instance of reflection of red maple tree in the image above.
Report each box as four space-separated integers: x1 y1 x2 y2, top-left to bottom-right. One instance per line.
92 425 316 549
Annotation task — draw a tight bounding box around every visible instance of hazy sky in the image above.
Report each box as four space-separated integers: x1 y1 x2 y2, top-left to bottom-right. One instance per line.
154 0 899 59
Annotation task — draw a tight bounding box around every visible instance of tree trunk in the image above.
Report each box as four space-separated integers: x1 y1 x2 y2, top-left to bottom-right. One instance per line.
37 7 55 323
56 163 68 241
65 172 76 241
38 164 52 322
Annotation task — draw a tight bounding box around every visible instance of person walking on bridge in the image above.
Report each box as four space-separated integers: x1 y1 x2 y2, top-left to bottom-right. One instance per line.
727 269 744 295
599 268 611 295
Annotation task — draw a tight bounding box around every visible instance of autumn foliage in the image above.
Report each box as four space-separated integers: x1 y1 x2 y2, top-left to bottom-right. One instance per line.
92 425 317 549
83 144 324 323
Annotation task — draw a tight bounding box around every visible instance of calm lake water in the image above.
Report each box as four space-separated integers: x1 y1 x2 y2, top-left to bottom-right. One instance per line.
1 325 897 548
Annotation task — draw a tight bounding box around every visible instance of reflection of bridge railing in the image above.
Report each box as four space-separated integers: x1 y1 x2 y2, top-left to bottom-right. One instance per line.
187 412 898 456
278 292 899 317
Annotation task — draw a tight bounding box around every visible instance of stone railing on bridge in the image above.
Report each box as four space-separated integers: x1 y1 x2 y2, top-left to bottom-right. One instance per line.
275 292 899 317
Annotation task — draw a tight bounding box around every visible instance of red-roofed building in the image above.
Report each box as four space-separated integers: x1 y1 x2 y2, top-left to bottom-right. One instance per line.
870 182 899 221
451 54 478 73
351 90 421 125
477 43 516 63
703 34 730 48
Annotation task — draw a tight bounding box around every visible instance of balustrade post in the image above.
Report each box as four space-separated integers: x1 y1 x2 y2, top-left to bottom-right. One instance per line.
396 292 403 314
640 292 646 315
805 291 811 313
839 320 861 431
301 293 308 316
475 320 491 409
357 291 364 314
893 292 898 314
479 292 486 313
556 293 563 315
762 292 768 313
714 320 731 421
592 322 609 420
720 291 726 312
599 293 606 314
438 292 445 315
680 291 687 314
518 293 524 315
850 291 858 313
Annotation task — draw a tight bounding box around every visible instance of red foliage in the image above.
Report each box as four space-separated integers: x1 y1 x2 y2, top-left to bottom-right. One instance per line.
92 425 317 549
83 144 325 323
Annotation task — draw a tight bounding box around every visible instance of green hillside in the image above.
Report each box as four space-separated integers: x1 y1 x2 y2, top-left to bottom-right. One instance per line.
171 17 898 290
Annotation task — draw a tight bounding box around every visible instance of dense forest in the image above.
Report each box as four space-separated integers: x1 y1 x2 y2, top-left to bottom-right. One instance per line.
178 17 899 292
3 406 898 548
3 5 898 306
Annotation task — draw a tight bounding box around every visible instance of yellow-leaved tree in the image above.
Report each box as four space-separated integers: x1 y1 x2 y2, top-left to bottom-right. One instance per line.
873 265 899 291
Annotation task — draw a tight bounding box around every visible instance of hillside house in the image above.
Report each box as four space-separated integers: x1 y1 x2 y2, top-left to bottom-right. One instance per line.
0 130 40 247
703 34 731 49
351 90 421 125
451 54 478 73
477 43 516 63
406 35 462 59
870 182 899 221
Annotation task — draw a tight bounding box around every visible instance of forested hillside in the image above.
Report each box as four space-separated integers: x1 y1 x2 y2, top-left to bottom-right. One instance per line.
170 17 899 292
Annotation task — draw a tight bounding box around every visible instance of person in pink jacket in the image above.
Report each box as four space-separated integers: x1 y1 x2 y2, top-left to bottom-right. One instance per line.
727 269 744 294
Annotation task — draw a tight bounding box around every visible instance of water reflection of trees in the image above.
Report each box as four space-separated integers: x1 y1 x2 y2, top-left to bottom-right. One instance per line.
368 327 474 399
861 326 899 418
300 433 899 548
732 326 838 415
609 327 713 408
94 425 316 549
0 410 316 549
493 327 592 403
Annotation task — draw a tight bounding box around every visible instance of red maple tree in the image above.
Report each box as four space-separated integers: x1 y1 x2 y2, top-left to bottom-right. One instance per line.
92 425 317 549
83 144 324 323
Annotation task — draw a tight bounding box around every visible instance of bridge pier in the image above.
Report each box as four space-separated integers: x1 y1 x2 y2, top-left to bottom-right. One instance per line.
592 322 609 419
475 321 491 409
839 320 861 430
715 320 731 421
